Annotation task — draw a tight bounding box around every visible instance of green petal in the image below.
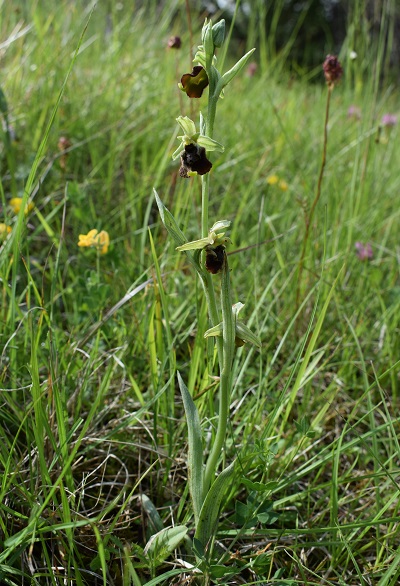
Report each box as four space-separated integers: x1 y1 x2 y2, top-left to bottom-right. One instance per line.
172 144 183 160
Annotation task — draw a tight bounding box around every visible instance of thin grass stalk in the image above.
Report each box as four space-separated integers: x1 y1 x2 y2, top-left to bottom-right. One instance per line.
296 84 332 307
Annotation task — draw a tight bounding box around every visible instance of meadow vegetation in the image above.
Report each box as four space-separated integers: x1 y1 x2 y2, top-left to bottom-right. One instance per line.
0 1 399 584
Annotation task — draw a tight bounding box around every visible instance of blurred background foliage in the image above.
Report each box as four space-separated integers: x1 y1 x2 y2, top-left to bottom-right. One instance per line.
128 0 400 79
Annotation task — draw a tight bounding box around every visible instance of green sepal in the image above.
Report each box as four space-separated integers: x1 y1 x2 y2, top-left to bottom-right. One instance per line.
203 323 223 338
176 237 211 252
176 115 196 136
176 219 231 252
236 321 262 347
196 135 224 152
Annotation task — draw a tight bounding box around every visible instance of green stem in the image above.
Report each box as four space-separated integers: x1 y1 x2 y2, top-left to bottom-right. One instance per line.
201 173 210 239
199 68 234 494
204 254 235 491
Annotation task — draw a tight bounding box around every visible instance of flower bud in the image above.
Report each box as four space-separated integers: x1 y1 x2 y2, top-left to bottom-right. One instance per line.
323 55 343 86
168 35 181 49
212 20 225 48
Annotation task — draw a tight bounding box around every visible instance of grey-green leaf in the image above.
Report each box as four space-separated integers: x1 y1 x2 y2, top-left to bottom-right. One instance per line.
140 494 164 533
144 525 188 568
217 48 256 93
154 189 187 248
177 372 204 523
195 461 235 549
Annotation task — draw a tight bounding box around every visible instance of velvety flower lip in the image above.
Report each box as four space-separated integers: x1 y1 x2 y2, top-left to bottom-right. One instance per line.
205 244 225 274
323 54 343 85
180 65 209 98
179 143 212 177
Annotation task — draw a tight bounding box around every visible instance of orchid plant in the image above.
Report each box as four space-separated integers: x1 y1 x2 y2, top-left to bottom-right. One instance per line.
154 19 257 579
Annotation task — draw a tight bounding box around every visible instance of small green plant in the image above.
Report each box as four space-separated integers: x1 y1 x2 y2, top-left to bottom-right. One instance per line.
155 19 259 581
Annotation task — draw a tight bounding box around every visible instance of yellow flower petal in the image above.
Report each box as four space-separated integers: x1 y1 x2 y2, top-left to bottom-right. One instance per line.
266 174 279 185
278 180 288 191
0 223 12 240
9 198 34 215
78 229 98 248
78 229 110 254
97 230 110 255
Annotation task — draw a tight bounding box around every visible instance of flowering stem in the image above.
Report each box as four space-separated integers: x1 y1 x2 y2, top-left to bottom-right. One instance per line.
200 78 235 491
201 173 210 240
296 84 332 307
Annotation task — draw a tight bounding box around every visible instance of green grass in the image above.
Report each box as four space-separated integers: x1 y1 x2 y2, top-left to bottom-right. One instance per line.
1 1 400 584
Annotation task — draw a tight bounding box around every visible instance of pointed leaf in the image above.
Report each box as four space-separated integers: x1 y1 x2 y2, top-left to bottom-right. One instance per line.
144 525 188 568
141 494 164 533
195 461 235 549
217 48 256 92
177 372 204 523
154 189 187 249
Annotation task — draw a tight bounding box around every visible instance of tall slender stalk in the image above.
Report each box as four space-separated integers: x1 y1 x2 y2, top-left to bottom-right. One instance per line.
296 53 342 308
296 84 332 307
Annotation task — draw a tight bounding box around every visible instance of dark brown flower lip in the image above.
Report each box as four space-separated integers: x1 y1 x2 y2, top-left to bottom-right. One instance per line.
180 65 209 98
205 244 226 274
179 143 212 177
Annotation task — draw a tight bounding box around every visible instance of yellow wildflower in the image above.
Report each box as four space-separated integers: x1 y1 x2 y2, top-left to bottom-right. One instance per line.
9 197 34 215
266 174 279 185
0 223 12 240
78 229 110 255
278 179 288 191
